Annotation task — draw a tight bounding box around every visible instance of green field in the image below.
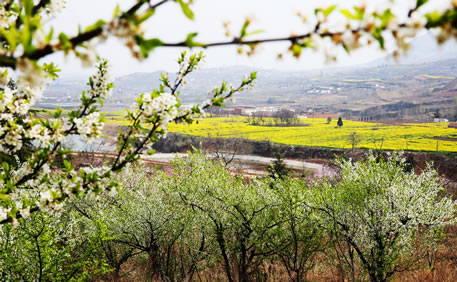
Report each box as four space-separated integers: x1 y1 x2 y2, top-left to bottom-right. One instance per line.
104 114 457 152
41 106 457 152
172 117 457 152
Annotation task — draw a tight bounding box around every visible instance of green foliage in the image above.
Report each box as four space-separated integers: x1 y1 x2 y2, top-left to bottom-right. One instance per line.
337 117 343 127
176 0 195 21
268 178 325 282
268 149 290 179
68 151 325 281
0 151 450 281
1 1 457 279
0 208 109 281
340 7 365 20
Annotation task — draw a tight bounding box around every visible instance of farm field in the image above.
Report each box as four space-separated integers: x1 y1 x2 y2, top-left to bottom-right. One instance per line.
105 114 457 153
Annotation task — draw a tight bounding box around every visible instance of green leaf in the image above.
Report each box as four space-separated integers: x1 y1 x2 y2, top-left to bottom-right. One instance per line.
291 44 302 58
424 11 444 27
1 27 17 51
46 27 54 43
43 62 61 80
246 30 264 37
185 32 204 47
323 5 337 17
136 36 164 58
340 7 364 20
84 20 106 32
240 21 250 38
58 32 72 51
342 43 350 54
354 7 365 20
24 0 33 16
376 9 394 28
52 107 62 118
113 5 120 18
177 0 195 20
416 0 429 9
135 9 156 24
63 160 73 172
340 9 355 19
0 193 9 202
2 162 9 173
372 28 385 49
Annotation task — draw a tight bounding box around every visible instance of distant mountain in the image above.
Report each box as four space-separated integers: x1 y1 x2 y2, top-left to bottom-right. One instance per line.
441 78 457 92
40 34 457 113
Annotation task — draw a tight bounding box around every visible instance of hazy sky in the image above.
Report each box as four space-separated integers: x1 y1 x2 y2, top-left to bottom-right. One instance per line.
42 0 449 77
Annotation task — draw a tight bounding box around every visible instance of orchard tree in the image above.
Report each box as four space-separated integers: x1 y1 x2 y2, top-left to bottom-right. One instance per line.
170 151 283 281
267 178 325 282
70 164 208 281
268 149 290 180
0 0 457 225
309 153 456 282
348 131 362 150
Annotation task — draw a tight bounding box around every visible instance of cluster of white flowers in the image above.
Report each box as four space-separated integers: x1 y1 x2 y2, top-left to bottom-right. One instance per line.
79 42 97 68
17 58 48 89
2 124 23 152
27 120 66 147
74 112 104 139
80 165 110 175
107 18 145 59
0 68 53 152
45 0 66 16
0 5 17 29
87 62 113 99
138 92 179 133
10 161 34 182
328 153 457 255
0 59 118 225
29 124 51 145
315 1 455 62
39 190 61 212
0 208 9 223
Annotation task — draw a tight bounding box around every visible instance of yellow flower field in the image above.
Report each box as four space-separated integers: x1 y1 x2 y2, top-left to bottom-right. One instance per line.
107 115 457 152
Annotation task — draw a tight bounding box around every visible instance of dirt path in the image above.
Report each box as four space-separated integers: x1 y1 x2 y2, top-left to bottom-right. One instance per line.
144 153 326 174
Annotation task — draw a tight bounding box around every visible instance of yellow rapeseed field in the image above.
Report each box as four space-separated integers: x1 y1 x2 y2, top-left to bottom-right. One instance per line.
107 115 457 152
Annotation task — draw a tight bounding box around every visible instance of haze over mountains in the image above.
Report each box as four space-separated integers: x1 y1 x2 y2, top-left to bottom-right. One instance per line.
40 34 457 117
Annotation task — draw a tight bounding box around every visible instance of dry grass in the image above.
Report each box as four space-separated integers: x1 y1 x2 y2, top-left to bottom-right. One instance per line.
94 235 457 282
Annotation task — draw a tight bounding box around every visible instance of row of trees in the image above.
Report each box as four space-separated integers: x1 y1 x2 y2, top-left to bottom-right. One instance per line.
0 2 457 280
1 151 454 281
1 0 457 225
246 109 300 126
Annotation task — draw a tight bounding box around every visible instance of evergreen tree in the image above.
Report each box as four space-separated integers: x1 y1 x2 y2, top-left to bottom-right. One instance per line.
268 149 290 179
337 117 343 127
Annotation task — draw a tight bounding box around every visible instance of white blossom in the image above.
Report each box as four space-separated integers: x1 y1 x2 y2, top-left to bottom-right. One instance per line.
17 58 47 89
87 61 113 99
0 208 9 222
19 207 30 219
45 0 66 16
0 6 17 29
74 112 104 138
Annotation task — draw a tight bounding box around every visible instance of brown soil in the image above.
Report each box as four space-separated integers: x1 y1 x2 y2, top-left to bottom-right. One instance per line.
433 136 457 142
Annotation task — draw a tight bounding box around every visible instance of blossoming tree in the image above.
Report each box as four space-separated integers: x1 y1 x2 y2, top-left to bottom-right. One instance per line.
310 153 456 282
1 0 457 225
